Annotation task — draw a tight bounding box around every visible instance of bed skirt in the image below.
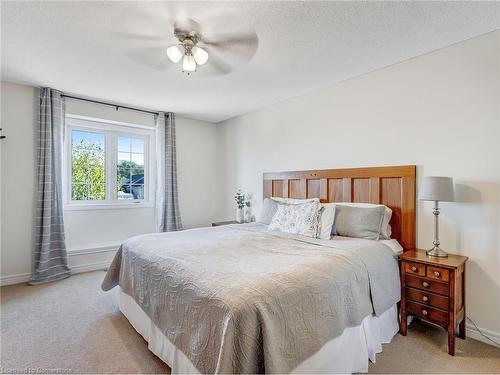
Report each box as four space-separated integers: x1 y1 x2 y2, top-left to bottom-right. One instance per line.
119 289 398 374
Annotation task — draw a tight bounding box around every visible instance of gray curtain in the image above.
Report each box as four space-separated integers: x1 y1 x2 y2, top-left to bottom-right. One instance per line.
29 88 71 285
156 112 182 232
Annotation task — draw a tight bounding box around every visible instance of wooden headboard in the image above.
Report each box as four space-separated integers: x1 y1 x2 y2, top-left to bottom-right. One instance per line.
263 165 416 251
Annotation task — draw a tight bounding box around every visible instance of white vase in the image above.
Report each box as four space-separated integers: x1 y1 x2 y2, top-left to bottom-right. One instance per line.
236 208 244 223
244 208 252 223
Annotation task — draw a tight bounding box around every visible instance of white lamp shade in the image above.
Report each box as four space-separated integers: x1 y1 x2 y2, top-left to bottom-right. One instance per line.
419 176 455 202
167 45 184 63
182 54 196 72
192 46 208 65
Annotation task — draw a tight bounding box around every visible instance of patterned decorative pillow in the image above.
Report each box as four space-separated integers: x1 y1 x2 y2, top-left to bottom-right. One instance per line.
268 201 322 238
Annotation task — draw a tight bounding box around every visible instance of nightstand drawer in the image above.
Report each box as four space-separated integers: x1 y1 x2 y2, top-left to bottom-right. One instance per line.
406 301 449 326
405 287 449 310
404 261 426 276
406 275 449 296
427 266 449 282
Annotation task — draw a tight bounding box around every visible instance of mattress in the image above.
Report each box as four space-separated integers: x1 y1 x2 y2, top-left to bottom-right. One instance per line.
120 290 399 374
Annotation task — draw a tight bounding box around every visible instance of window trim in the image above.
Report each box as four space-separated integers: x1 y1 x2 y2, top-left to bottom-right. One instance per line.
63 115 155 210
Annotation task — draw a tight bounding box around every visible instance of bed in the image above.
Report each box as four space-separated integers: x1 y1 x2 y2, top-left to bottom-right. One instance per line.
102 165 416 374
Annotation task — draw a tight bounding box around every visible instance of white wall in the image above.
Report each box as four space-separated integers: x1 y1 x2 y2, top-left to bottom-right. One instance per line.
0 82 36 280
216 31 500 336
0 81 218 284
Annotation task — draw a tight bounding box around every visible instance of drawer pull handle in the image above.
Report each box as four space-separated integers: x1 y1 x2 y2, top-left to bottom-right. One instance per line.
422 309 428 316
422 281 429 288
433 271 441 277
422 295 429 302
411 266 418 272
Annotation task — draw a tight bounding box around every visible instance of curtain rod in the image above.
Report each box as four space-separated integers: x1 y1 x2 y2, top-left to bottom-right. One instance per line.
61 94 164 116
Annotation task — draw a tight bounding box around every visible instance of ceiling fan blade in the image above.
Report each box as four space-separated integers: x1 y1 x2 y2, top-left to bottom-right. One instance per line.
111 31 171 43
201 30 258 66
202 31 258 48
208 59 234 76
126 47 172 72
198 49 235 76
110 6 173 38
201 36 258 69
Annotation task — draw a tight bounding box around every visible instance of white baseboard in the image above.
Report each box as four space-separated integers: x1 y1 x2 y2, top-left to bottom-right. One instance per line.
0 272 31 286
466 321 500 347
1 242 118 286
68 242 120 256
0 260 111 286
71 260 111 274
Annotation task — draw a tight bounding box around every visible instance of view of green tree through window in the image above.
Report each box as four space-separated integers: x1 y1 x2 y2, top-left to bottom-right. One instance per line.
117 136 145 200
71 130 106 200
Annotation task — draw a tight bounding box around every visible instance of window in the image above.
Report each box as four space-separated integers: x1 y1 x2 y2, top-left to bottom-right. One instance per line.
117 136 145 200
71 130 106 201
64 116 154 208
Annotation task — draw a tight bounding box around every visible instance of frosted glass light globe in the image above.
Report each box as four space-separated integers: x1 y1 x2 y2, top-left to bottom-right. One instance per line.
182 54 196 72
166 45 184 63
192 46 208 65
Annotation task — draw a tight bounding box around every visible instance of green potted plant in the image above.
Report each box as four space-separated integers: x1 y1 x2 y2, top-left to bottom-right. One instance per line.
234 190 246 223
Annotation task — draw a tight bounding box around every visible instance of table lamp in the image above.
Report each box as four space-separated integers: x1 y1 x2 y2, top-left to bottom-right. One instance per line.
419 176 455 257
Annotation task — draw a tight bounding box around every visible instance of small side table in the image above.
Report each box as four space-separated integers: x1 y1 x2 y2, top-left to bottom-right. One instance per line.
212 220 240 227
399 249 468 355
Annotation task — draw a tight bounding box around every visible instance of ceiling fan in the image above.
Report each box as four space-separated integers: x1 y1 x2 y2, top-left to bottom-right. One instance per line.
114 16 258 76
166 20 209 74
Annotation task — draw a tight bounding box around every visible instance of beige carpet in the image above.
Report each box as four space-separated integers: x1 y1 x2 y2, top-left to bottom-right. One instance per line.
1 271 499 374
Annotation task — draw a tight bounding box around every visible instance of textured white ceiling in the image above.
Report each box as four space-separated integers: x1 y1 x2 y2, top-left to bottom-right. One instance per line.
2 1 500 123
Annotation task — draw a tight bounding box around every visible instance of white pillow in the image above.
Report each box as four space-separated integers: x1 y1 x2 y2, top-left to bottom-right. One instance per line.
333 202 392 239
318 203 336 240
257 198 279 225
268 201 321 238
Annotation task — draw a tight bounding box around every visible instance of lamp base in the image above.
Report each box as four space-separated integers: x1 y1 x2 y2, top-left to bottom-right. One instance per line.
426 246 448 258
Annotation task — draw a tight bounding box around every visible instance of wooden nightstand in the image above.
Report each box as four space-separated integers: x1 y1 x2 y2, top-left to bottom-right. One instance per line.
399 249 468 355
211 220 239 227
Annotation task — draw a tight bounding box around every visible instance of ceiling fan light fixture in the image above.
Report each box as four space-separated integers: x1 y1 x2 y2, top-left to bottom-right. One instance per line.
192 46 208 65
182 54 196 72
167 45 184 63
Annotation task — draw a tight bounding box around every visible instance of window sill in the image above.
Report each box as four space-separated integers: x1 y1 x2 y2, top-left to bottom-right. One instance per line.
64 202 154 211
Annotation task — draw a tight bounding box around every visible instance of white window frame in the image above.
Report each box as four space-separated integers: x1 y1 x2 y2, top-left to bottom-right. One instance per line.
63 115 155 210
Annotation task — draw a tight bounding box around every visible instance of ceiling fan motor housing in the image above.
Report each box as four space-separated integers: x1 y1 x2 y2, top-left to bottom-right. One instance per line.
179 37 196 55
174 19 202 45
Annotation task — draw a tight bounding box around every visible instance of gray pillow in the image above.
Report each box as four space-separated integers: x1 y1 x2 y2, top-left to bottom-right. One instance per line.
257 198 279 224
333 205 386 240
